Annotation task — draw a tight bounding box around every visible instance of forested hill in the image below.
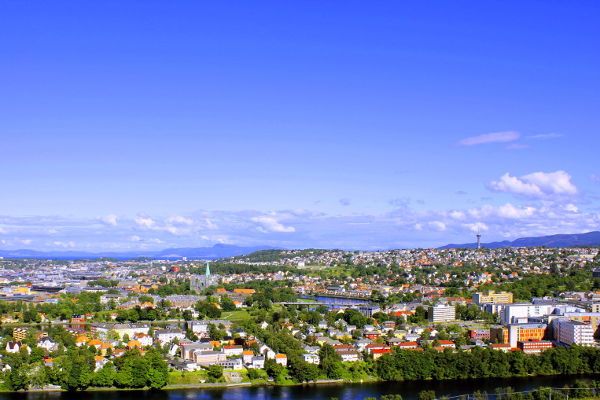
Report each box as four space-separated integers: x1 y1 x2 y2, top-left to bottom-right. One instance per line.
440 231 600 249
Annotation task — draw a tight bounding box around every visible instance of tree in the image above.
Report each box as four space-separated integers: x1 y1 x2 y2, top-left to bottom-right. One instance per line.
208 324 226 341
92 363 116 387
220 296 237 311
195 301 222 318
54 347 95 391
144 349 169 389
8 365 30 391
319 344 343 379
418 390 436 400
206 365 223 382
290 360 320 382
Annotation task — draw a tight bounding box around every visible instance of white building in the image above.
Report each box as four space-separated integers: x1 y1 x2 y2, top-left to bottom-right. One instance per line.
91 323 150 339
217 357 243 370
154 329 186 344
501 304 556 325
223 345 244 356
428 304 456 323
554 319 594 346
250 356 265 369
501 303 585 325
193 350 227 366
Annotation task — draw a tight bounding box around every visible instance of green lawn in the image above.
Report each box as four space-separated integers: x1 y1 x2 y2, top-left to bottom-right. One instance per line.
221 309 252 322
168 370 208 385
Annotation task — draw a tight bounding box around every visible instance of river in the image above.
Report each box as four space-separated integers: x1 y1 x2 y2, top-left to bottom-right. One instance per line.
303 295 369 308
0 376 595 400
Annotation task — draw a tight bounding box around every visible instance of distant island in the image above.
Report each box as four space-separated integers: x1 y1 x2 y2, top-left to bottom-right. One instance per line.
2 231 600 260
0 244 277 260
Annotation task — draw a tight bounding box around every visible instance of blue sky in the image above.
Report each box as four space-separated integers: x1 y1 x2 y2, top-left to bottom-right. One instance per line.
1 1 599 251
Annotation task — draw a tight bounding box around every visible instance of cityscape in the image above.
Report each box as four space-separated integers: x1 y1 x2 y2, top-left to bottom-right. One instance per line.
0 245 598 397
2 1 600 399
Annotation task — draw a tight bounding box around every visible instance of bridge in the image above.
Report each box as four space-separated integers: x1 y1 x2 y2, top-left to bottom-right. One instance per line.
277 302 369 307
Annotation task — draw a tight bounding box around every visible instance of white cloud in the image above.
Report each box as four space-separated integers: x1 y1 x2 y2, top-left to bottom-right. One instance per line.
564 204 579 213
490 171 577 197
464 222 489 233
428 221 447 231
135 215 156 228
0 227 7 234
166 215 194 225
52 240 75 248
20 239 32 245
449 210 466 220
489 173 543 196
251 215 296 233
100 214 119 226
459 131 520 146
204 218 218 230
163 226 181 235
497 203 536 219
129 235 142 242
414 223 423 231
524 171 577 195
528 133 563 140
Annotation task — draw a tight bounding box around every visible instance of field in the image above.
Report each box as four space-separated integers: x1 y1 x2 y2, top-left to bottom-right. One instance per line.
220 309 252 322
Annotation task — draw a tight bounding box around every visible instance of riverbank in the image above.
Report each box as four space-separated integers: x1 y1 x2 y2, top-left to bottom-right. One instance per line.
2 374 597 394
0 375 596 399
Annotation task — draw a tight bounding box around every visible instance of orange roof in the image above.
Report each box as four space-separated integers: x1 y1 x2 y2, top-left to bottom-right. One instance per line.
233 288 256 294
372 348 391 354
275 353 287 359
75 335 89 343
242 350 254 355
127 340 141 348
94 356 105 362
100 342 112 349
88 339 102 346
398 341 418 347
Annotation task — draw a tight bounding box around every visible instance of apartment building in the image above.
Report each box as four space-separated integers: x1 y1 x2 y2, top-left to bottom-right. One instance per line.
554 319 595 346
428 304 456 323
473 291 513 306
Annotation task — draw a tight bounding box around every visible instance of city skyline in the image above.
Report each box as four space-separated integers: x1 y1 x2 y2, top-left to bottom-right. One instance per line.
1 1 600 250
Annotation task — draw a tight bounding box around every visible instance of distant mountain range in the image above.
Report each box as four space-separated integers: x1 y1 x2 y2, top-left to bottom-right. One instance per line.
440 231 600 249
0 244 277 260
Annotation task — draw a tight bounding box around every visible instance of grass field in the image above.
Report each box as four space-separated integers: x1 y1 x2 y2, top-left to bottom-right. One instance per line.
220 309 252 322
168 370 207 385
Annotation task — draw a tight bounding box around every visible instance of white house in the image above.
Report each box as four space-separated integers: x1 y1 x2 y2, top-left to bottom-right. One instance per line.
154 329 186 344
222 345 243 356
250 356 265 369
303 353 320 364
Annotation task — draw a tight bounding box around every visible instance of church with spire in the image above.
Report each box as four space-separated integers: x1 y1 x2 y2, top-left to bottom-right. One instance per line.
190 262 219 292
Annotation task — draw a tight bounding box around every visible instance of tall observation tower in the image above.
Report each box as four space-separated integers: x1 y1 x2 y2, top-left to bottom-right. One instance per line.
476 231 482 250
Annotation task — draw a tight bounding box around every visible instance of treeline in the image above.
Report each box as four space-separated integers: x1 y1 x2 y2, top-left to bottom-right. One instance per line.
375 346 600 381
481 268 593 300
3 347 168 391
196 262 291 275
